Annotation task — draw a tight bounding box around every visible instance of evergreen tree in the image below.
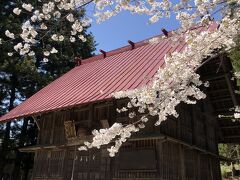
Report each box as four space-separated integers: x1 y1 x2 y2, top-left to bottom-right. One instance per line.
0 0 96 179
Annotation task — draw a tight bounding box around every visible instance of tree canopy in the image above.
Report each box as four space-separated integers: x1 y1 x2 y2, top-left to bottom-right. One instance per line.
0 0 96 178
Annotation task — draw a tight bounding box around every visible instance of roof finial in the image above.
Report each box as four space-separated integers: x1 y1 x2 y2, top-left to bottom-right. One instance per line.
161 28 168 37
75 57 82 66
128 40 135 50
100 49 107 58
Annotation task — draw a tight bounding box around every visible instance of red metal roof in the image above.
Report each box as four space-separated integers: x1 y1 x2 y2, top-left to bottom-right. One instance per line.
0 24 217 122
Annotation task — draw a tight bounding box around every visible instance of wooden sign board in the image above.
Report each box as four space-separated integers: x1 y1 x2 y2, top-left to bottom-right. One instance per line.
100 119 109 128
64 121 76 139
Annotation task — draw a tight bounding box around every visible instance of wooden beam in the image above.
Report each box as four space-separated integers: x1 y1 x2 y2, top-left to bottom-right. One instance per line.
220 55 238 106
32 116 40 130
130 133 219 157
223 135 240 139
221 138 240 143
221 125 240 129
19 135 94 152
211 97 232 103
221 136 240 143
202 73 225 81
207 88 229 94
19 132 219 158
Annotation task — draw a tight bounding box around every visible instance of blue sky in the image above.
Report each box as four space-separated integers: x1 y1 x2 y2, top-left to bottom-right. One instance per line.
88 11 180 52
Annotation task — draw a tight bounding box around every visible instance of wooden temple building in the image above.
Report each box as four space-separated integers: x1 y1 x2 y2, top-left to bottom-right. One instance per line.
0 25 239 180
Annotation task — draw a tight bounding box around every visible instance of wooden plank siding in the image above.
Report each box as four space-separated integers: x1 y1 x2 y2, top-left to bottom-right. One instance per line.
30 99 221 180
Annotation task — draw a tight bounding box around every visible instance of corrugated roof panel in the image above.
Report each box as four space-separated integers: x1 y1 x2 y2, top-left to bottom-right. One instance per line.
0 24 217 122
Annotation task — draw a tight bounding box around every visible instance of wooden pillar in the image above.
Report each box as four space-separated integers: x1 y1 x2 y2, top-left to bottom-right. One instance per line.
196 153 200 180
31 151 38 178
209 157 214 180
50 113 55 144
88 104 93 128
179 145 185 180
157 140 163 178
203 116 209 151
155 140 161 178
191 106 197 145
177 108 181 140
111 100 117 125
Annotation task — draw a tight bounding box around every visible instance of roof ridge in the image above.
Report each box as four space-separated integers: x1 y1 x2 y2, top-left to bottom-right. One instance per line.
80 23 211 65
81 29 174 65
81 40 150 65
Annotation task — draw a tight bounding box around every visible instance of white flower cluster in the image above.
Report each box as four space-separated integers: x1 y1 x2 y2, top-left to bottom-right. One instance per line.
117 17 239 120
4 0 92 61
84 13 239 156
234 106 240 119
78 123 139 157
21 21 38 44
14 43 33 56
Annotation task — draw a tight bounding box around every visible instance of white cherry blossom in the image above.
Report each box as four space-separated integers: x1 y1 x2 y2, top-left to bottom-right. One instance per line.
5 30 15 39
50 47 58 54
7 52 13 56
43 51 50 56
22 3 34 12
43 58 49 62
13 8 21 15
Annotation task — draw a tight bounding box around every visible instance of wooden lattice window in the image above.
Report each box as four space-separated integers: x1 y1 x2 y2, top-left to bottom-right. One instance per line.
112 139 158 179
33 151 48 177
159 142 180 180
63 148 101 180
48 150 65 177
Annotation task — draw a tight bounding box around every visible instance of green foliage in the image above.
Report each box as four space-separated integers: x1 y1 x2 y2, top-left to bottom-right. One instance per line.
219 144 240 178
221 164 232 176
219 144 240 159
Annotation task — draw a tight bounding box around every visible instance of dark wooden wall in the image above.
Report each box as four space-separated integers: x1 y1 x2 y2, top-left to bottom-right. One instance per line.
31 98 221 180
